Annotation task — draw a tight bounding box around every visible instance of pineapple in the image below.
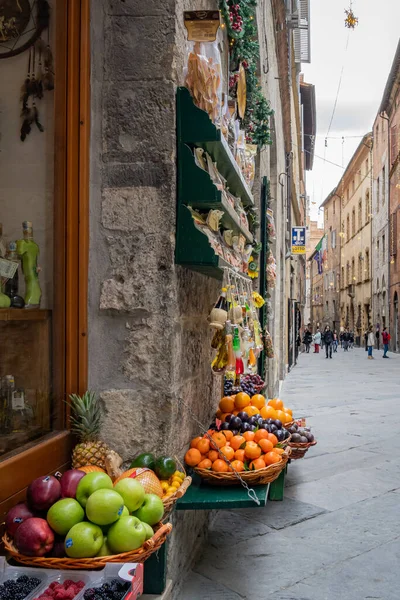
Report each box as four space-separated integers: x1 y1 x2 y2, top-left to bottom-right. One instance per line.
69 391 109 470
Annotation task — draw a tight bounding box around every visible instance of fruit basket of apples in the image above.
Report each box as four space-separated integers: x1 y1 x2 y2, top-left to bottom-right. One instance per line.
2 469 172 570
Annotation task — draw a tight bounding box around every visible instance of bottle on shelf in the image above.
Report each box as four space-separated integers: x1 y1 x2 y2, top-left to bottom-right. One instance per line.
16 221 42 308
225 320 236 381
5 241 19 298
233 325 244 381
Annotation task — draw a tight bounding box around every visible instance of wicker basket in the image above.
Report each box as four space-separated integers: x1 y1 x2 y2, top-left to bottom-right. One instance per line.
2 522 172 570
194 447 290 486
162 474 192 520
288 440 317 459
283 420 295 429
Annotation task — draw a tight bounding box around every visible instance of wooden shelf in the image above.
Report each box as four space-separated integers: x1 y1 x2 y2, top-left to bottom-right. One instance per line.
177 87 254 207
0 309 51 322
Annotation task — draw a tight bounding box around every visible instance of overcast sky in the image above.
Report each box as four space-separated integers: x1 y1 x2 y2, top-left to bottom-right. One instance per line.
302 0 400 222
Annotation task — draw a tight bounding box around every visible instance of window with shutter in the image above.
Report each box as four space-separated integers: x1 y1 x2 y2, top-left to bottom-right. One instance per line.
293 0 311 64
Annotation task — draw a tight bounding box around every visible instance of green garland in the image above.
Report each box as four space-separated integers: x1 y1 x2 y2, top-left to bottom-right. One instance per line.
220 0 274 147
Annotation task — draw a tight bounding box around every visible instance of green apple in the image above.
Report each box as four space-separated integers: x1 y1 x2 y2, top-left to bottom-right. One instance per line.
65 521 103 558
76 472 113 508
113 479 145 512
86 489 124 525
142 522 154 541
107 516 146 553
132 493 164 526
47 498 84 536
96 536 113 557
121 505 129 517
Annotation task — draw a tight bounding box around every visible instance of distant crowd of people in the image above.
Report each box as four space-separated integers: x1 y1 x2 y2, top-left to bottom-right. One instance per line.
301 324 391 360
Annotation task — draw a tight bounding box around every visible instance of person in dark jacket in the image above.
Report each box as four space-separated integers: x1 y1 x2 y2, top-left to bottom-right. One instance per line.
343 328 350 351
323 325 334 358
302 328 313 353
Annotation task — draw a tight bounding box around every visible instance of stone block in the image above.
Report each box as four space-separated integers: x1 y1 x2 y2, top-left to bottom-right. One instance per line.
104 17 175 82
102 82 176 162
100 388 174 460
106 0 173 17
102 186 176 234
103 161 173 189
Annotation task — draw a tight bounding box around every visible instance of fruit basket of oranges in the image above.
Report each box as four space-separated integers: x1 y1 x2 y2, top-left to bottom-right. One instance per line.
185 428 290 487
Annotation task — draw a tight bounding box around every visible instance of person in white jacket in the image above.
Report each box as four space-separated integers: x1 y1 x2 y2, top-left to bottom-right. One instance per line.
313 328 321 354
367 326 375 359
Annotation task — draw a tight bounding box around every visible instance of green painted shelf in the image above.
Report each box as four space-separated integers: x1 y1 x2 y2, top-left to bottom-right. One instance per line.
177 87 255 208
176 474 269 510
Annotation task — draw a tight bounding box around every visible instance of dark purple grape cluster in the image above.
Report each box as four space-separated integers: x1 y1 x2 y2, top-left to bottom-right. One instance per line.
220 414 290 441
241 373 265 390
0 576 41 600
83 579 129 600
223 380 241 396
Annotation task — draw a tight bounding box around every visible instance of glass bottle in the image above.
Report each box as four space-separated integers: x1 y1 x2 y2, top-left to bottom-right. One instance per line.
17 221 42 308
5 241 19 298
225 320 236 380
233 325 244 379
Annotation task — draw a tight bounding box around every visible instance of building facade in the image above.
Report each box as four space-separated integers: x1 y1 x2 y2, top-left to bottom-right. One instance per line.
321 189 341 331
379 41 400 351
371 113 390 334
306 219 324 327
339 134 373 342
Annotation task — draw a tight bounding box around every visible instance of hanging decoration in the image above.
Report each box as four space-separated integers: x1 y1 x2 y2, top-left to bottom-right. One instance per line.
344 7 358 29
0 0 50 59
220 0 274 147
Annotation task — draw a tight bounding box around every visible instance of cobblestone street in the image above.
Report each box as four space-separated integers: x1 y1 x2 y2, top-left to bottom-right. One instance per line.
177 347 400 599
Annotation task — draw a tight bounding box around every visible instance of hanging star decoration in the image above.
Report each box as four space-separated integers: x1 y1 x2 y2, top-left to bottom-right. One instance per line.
344 8 358 29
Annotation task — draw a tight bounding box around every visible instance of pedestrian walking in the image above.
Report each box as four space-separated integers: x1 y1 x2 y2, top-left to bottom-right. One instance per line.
376 327 380 351
349 331 354 349
302 327 313 353
382 327 391 358
333 330 338 352
367 326 375 359
313 328 321 354
323 325 334 359
342 328 350 351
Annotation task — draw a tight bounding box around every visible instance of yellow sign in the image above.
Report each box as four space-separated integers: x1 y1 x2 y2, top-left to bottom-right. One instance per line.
291 245 306 254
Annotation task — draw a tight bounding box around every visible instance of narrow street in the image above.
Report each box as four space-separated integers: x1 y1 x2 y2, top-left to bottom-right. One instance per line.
178 348 400 600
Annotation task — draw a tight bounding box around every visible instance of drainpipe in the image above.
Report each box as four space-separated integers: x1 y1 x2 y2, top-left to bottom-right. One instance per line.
380 112 390 335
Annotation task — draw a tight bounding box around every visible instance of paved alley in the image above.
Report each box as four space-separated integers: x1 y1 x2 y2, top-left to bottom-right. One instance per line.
177 347 400 600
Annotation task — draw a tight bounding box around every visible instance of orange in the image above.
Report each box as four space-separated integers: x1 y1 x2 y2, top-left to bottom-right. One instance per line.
285 407 293 416
208 449 219 462
234 449 245 462
273 447 285 455
233 409 240 416
222 429 234 441
268 398 284 410
219 396 235 413
197 458 212 469
211 432 226 449
251 394 266 409
230 435 245 450
234 392 251 409
264 451 281 465
249 458 266 471
216 409 222 419
282 412 292 424
244 441 262 460
276 410 287 423
197 438 210 455
260 406 277 420
212 459 229 473
244 406 259 417
243 431 255 442
267 433 278 446
190 436 202 449
220 445 235 461
258 438 274 453
185 448 202 466
230 460 245 472
254 429 269 443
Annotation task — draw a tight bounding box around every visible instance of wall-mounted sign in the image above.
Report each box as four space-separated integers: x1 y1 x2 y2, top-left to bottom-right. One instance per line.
184 11 220 42
291 226 306 254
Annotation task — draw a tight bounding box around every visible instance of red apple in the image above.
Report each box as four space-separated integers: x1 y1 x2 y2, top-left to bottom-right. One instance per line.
5 503 35 537
14 517 54 556
60 469 86 499
27 475 61 511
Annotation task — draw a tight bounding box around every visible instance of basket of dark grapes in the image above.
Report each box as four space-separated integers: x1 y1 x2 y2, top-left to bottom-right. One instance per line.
223 374 266 397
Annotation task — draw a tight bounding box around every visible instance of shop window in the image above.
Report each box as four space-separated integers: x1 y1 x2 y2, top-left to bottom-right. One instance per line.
346 215 350 241
0 0 89 503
